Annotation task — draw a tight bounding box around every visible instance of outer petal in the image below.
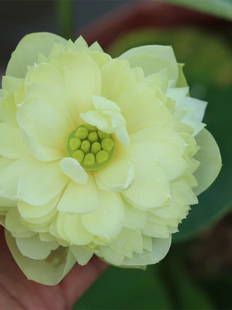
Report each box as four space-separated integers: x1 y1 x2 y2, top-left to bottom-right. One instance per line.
62 214 93 245
2 76 24 92
0 197 17 207
20 130 65 161
57 174 99 214
22 81 76 127
94 159 135 192
101 59 136 102
129 126 186 156
82 191 124 238
117 83 171 134
70 245 93 266
6 32 67 78
5 230 76 286
2 91 17 126
119 45 179 85
17 93 71 149
0 158 41 200
177 97 207 137
122 161 170 209
52 53 101 115
121 141 187 181
5 208 30 234
18 194 60 219
167 87 189 104
60 158 88 184
122 237 171 266
17 161 69 206
16 234 59 260
0 124 30 159
193 129 222 196
123 198 147 230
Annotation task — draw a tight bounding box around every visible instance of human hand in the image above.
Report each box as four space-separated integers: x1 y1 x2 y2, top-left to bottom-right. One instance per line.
0 226 108 310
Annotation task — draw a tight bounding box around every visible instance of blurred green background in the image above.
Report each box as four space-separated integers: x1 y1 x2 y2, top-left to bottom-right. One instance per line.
0 0 232 309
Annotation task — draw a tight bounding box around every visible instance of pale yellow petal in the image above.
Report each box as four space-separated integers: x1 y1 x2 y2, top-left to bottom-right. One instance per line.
98 246 125 265
121 141 187 181
2 76 24 92
123 198 147 229
60 158 88 184
0 158 40 200
16 234 59 260
57 174 99 214
142 235 153 252
1 91 17 126
0 124 30 159
63 214 93 245
117 83 171 134
0 197 17 207
5 229 76 285
17 94 71 149
122 161 170 209
23 81 76 127
122 237 171 266
92 95 120 112
20 130 65 161
6 32 67 78
193 129 222 196
70 245 93 265
129 126 186 155
119 45 178 84
94 159 135 192
52 53 101 114
5 208 30 234
101 59 136 102
80 110 112 133
142 221 170 238
17 161 69 206
82 191 124 238
167 87 189 104
18 194 60 219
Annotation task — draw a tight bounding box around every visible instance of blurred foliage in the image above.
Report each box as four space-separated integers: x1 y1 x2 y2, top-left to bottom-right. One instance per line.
76 266 172 309
55 0 74 39
74 27 232 310
162 0 232 21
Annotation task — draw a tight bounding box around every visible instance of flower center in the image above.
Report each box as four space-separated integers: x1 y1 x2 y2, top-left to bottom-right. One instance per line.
66 124 116 171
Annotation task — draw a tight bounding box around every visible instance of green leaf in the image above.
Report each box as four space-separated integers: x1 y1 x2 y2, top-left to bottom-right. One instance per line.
108 27 232 241
160 252 215 309
163 0 232 21
74 266 173 309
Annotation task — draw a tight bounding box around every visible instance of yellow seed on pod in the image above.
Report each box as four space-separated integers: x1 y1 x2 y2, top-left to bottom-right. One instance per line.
91 142 101 154
96 150 109 163
81 140 90 153
69 138 81 150
84 153 95 165
76 127 88 139
98 130 110 139
72 150 84 163
88 132 98 142
101 138 114 152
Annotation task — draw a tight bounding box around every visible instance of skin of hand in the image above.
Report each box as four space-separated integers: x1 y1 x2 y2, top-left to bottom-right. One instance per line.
0 226 108 310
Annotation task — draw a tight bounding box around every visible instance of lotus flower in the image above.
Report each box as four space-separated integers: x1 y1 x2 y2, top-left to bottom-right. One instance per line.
0 33 221 285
